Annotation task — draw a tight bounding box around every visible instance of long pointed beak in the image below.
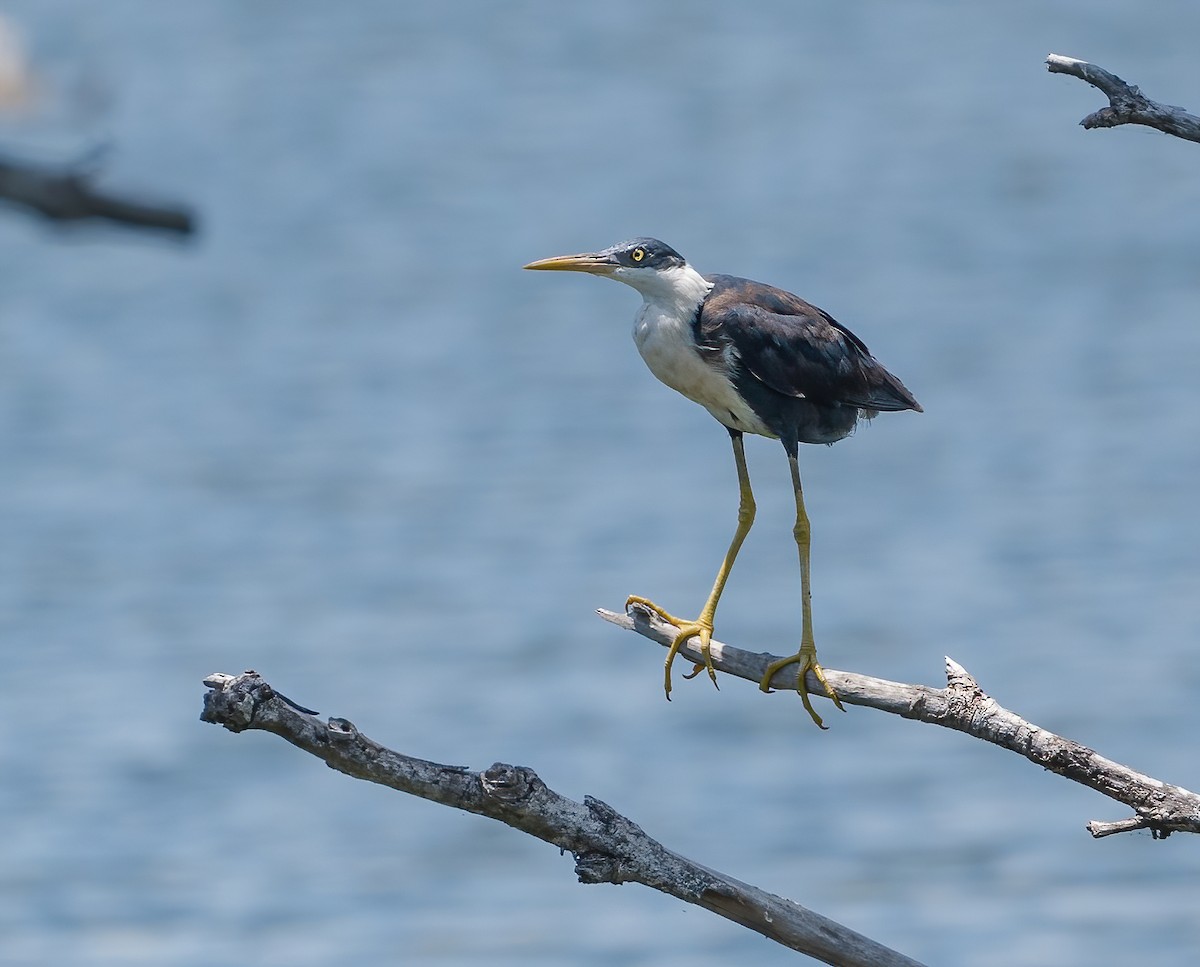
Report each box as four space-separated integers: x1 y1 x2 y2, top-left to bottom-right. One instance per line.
522 251 619 275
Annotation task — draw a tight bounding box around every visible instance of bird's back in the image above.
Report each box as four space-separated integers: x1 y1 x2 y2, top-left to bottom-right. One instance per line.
695 274 920 446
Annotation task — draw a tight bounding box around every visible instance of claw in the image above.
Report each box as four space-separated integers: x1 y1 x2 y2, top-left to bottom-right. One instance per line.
626 596 719 698
759 643 843 729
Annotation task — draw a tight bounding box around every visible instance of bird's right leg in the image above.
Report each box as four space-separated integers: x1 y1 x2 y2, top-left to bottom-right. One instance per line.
758 448 845 728
627 429 756 700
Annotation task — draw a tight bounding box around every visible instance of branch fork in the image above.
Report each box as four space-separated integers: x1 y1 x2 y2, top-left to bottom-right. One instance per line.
201 669 925 966
1047 54 1200 143
605 603 1200 839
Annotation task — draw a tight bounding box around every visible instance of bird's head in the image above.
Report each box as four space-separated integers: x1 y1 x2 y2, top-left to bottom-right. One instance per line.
524 238 707 305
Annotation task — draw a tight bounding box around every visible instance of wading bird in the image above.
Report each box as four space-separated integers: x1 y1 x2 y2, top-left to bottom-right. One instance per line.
525 239 920 726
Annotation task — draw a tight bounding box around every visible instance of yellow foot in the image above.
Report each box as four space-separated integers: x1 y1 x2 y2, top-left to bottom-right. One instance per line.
625 595 719 699
758 643 845 729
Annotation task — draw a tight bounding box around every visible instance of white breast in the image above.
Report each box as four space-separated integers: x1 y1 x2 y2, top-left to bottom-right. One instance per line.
633 301 773 438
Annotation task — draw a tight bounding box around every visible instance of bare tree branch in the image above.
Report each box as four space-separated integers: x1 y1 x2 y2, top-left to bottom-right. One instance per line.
0 152 195 234
1046 54 1200 143
201 670 926 967
601 605 1200 840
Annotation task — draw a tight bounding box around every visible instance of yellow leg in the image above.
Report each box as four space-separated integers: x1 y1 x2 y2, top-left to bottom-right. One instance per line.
627 431 756 699
758 451 845 728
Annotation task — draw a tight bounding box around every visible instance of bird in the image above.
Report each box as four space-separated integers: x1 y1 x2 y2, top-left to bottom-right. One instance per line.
524 238 920 727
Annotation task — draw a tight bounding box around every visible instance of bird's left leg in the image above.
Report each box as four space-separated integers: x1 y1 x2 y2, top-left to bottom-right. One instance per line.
627 429 756 699
758 447 845 728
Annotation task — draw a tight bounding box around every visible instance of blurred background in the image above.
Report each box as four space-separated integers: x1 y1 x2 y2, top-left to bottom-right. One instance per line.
2 2 1199 965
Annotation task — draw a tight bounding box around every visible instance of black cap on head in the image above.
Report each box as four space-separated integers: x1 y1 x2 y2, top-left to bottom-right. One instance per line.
603 237 687 270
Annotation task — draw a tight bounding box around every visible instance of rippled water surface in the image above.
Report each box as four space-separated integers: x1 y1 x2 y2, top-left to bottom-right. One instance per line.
3 3 1200 965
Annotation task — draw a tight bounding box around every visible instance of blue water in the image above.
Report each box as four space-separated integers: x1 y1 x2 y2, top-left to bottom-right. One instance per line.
2 3 1199 965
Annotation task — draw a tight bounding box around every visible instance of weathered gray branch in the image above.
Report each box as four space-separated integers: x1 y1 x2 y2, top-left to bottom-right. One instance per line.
201 669 925 967
1046 53 1200 143
603 604 1200 839
0 152 195 234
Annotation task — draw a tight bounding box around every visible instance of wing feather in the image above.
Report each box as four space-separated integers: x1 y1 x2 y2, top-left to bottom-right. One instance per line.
697 275 920 413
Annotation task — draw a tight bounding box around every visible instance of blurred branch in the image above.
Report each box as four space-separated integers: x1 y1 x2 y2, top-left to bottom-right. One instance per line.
1046 54 1200 143
201 670 925 967
0 151 195 234
603 605 1200 840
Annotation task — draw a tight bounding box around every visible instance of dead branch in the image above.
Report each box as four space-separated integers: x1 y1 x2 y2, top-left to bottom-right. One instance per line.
602 604 1200 840
1046 54 1200 143
0 152 195 234
201 669 925 967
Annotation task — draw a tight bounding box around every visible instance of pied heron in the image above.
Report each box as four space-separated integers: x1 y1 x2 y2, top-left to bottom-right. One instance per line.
525 238 921 727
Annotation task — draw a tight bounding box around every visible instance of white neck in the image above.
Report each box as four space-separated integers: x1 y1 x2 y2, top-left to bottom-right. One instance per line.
618 262 712 317
626 262 772 437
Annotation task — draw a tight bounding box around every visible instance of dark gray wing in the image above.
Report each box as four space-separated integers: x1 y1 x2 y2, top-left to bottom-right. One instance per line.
697 275 920 412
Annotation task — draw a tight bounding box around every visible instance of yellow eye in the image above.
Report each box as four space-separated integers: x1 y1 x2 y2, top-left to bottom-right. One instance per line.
631 247 645 262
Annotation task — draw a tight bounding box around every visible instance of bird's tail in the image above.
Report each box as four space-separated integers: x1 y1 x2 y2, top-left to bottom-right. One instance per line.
850 361 922 414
